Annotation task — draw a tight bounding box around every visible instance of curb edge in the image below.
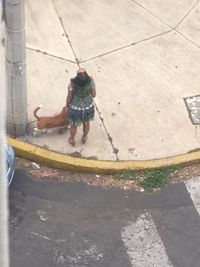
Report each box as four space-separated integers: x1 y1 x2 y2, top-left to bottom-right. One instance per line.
8 137 200 174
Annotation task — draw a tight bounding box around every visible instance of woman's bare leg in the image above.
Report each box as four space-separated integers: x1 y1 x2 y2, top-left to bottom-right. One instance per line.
82 123 90 143
69 126 77 146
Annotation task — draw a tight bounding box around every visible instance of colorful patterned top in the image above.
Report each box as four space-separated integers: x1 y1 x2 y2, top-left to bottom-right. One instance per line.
68 78 95 126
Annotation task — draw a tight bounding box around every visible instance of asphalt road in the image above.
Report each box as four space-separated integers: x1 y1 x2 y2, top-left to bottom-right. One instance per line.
9 169 200 267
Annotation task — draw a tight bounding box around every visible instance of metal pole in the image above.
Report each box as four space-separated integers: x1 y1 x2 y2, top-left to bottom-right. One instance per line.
5 0 27 136
0 1 9 266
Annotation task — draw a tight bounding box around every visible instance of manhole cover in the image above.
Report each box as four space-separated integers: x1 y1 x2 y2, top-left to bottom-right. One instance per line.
184 95 200 125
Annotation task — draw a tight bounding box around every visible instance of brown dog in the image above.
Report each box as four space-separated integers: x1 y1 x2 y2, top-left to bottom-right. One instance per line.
33 105 68 136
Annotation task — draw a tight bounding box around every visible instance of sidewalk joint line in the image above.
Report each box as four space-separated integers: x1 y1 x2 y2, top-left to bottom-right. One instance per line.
174 0 200 29
81 30 172 63
51 0 80 66
94 103 119 161
132 0 174 29
26 47 77 64
174 29 200 50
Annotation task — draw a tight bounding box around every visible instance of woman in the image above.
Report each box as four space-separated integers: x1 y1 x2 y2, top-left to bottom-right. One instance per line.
66 68 96 146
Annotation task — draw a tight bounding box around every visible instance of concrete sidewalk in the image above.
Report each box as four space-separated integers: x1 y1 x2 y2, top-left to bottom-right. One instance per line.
15 0 200 164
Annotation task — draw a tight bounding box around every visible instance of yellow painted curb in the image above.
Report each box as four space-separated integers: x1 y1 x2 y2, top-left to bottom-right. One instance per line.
8 137 200 174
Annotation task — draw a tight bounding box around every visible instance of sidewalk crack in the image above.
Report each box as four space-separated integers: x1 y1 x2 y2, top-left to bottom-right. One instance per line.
94 103 119 161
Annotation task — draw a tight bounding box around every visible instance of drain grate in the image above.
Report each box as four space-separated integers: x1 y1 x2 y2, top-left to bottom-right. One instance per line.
184 95 200 125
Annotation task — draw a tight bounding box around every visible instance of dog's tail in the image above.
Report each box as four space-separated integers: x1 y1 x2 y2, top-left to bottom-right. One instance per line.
33 104 43 120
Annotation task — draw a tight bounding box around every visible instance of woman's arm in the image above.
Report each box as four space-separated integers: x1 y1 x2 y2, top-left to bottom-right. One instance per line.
66 91 72 106
92 88 96 97
91 77 96 97
66 82 73 106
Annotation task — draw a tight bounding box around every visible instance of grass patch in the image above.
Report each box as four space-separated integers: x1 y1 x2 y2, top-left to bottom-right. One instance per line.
139 167 177 192
113 167 178 192
114 171 136 181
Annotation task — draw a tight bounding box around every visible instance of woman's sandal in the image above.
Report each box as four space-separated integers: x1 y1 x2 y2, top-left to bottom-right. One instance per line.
82 136 87 144
68 137 75 147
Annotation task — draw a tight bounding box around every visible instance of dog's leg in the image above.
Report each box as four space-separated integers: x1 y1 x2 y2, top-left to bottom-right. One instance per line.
33 128 46 136
33 128 39 137
42 128 48 134
46 129 52 134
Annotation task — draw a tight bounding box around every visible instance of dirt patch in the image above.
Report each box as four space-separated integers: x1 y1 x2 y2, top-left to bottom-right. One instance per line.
15 157 200 192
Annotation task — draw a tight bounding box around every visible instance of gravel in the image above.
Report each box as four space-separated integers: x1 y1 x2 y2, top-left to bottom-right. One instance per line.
15 157 200 191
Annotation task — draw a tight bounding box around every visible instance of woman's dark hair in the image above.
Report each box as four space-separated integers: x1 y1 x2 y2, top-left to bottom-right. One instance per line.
71 70 91 87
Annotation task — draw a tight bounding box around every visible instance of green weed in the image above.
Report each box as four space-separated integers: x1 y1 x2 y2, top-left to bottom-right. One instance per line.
139 167 177 192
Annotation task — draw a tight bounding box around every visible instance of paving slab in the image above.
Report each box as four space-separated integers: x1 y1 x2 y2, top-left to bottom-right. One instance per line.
82 31 200 160
53 0 169 60
22 119 116 161
177 2 200 46
21 49 115 161
134 0 198 27
25 0 75 61
26 49 76 116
